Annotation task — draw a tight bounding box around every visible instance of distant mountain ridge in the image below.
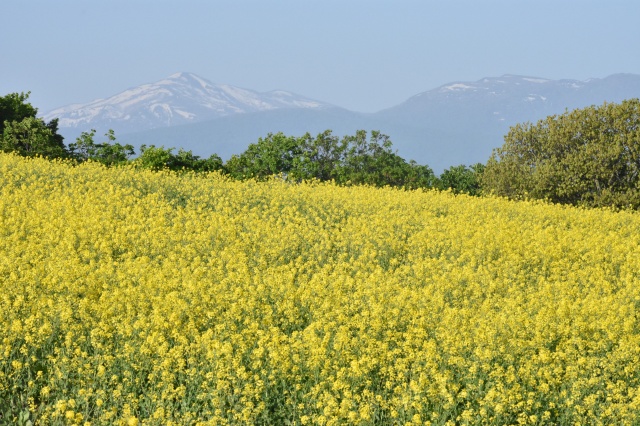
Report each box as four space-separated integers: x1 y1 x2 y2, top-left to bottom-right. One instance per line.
380 73 640 126
44 72 640 172
372 73 640 169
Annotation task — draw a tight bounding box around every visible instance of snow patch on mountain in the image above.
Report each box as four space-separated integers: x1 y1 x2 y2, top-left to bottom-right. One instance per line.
522 77 550 84
441 83 475 92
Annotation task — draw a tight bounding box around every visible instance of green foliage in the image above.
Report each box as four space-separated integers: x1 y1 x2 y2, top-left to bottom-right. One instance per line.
482 99 640 209
227 129 437 189
68 129 135 166
334 130 400 186
136 144 223 173
289 130 344 182
135 145 176 171
0 92 38 134
172 149 224 173
404 160 439 190
225 132 302 180
0 117 67 158
0 92 66 159
438 163 485 195
312 129 436 189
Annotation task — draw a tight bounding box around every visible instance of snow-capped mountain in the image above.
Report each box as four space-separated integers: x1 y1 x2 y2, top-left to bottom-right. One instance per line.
369 73 640 169
43 72 331 135
377 73 640 126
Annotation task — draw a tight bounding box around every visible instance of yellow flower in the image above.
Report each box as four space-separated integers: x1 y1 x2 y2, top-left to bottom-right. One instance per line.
3 152 640 424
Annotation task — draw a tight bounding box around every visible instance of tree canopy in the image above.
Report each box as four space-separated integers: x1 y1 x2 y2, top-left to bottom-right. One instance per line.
438 163 485 196
0 92 66 158
225 129 437 189
68 129 135 166
135 145 223 172
0 92 38 132
482 99 640 209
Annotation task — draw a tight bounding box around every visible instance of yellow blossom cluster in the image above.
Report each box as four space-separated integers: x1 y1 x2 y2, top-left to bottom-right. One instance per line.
1 152 640 425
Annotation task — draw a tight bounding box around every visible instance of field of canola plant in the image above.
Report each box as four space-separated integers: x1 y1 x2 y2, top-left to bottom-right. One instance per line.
2 153 640 425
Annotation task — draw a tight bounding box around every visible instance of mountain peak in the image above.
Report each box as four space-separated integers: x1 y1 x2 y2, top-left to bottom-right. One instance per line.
166 72 212 89
43 73 331 134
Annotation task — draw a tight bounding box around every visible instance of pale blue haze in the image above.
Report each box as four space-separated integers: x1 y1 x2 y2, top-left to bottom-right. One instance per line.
1 0 639 113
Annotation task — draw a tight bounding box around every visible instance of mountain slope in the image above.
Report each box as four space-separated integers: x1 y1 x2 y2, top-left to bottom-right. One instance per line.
377 73 640 127
372 73 640 169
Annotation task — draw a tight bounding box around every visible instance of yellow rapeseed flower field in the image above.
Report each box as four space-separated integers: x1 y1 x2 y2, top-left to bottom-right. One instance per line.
1 152 640 425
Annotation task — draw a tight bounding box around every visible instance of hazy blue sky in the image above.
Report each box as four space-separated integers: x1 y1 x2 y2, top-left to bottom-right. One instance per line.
2 1 639 113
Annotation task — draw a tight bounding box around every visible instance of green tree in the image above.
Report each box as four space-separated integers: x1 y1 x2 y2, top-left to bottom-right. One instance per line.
438 163 485 195
172 148 224 173
289 130 345 182
334 130 433 188
134 144 223 173
1 117 67 158
0 92 67 158
68 129 135 166
226 129 437 189
482 99 640 209
224 132 302 180
0 92 38 134
135 145 175 171
404 160 438 190
334 130 382 185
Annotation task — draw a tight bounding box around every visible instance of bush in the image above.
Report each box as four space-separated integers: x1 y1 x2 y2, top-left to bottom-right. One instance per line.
438 163 485 195
482 99 640 209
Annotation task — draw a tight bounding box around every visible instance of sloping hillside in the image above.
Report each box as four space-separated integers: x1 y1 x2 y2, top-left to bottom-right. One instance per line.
2 153 640 424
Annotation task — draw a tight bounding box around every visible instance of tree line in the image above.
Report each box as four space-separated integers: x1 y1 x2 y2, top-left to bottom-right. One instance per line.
3 91 640 209
0 92 484 195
